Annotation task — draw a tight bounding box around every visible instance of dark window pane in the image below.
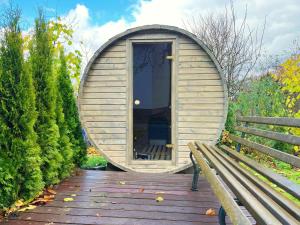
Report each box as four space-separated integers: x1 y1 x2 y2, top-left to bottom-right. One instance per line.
133 43 172 160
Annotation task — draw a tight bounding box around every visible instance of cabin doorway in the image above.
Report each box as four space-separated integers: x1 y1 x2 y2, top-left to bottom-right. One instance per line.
132 42 172 160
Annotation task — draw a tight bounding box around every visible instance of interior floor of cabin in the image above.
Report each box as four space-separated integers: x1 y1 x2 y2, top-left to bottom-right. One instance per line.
134 145 172 160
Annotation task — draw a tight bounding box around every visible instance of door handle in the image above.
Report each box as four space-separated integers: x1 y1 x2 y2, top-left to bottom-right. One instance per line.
134 99 140 105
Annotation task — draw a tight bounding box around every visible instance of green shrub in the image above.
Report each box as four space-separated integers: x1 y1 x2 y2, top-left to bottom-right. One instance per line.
56 49 74 178
226 75 288 127
29 11 62 185
57 49 86 166
81 156 107 169
225 75 291 151
0 8 43 208
0 7 87 209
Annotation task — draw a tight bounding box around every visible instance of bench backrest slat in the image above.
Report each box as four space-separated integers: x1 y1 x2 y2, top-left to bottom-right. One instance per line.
229 134 300 168
235 126 300 146
233 116 300 169
237 116 300 128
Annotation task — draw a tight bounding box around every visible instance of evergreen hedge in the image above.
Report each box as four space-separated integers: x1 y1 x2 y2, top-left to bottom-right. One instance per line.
30 11 63 186
0 9 43 208
0 9 87 209
56 49 74 179
57 49 87 166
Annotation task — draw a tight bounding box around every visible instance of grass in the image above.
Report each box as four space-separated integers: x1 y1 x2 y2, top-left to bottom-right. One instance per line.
271 160 300 185
81 155 107 169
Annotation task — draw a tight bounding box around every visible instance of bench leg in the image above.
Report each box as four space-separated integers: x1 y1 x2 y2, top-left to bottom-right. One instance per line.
190 152 200 191
218 198 242 225
218 206 227 225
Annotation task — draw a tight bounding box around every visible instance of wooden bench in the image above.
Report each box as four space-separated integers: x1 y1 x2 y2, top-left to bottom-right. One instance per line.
188 116 300 225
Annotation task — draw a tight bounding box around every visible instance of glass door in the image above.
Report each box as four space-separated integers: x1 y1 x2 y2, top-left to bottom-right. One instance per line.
132 42 172 160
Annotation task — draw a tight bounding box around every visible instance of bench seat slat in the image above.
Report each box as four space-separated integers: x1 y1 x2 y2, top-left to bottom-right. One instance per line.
194 143 281 225
219 144 300 200
188 143 252 225
207 144 300 223
235 126 300 146
229 134 300 168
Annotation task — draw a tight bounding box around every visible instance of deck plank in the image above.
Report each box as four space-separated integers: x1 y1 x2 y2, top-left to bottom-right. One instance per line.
2 170 232 225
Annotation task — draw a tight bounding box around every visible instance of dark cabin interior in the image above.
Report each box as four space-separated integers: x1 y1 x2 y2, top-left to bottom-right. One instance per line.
132 42 172 160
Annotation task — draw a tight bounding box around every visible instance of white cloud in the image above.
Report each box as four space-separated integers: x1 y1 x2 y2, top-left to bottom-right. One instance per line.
62 4 130 64
0 0 8 5
62 0 300 67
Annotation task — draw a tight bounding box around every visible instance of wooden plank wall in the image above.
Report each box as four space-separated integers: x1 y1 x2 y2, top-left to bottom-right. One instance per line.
176 35 225 167
80 40 128 166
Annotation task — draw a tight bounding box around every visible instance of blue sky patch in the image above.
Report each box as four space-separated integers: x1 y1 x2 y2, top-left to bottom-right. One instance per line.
1 0 139 27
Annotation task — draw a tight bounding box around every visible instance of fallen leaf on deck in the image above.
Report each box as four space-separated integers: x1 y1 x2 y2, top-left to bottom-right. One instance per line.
138 188 144 193
75 169 81 176
47 189 57 195
15 200 24 207
96 213 101 217
0 211 5 222
18 205 36 212
31 198 50 205
71 194 77 197
205 208 216 216
43 195 55 200
119 181 126 185
155 196 164 202
63 198 74 202
30 190 55 206
155 191 165 195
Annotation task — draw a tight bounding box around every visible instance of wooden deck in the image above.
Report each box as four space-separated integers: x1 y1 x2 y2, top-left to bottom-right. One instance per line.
1 170 238 225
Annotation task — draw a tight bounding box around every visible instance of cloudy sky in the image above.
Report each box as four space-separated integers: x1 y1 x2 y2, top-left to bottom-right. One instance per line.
1 0 300 63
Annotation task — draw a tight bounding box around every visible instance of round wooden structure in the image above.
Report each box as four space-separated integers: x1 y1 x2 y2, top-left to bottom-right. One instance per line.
79 25 228 173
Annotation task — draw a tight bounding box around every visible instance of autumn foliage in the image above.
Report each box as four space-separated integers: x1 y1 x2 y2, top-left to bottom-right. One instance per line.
272 54 300 154
225 56 300 156
272 54 300 137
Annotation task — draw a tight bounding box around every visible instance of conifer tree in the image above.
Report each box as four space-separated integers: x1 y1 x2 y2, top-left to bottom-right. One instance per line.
58 49 86 166
30 11 62 185
0 8 43 207
56 49 74 178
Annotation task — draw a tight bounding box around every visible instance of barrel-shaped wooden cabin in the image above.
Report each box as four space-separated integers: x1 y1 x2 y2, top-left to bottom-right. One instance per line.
79 25 228 173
